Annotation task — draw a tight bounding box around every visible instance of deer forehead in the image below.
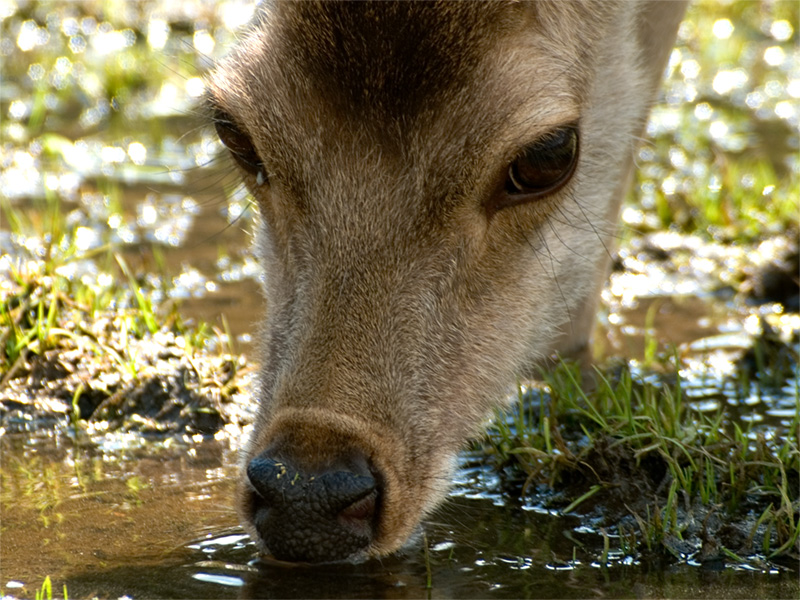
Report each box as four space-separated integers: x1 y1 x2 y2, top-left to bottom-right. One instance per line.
207 2 613 179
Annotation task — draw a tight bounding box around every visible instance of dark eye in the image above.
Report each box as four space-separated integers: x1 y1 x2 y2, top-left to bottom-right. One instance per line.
502 125 578 203
213 108 267 184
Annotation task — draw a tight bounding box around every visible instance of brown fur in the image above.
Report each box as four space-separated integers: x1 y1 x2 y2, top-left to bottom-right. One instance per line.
207 0 687 560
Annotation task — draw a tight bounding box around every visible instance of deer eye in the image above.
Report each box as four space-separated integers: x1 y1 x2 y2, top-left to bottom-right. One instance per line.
213 108 267 184
501 125 579 203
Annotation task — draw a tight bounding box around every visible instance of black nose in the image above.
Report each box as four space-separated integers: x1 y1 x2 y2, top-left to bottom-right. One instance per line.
246 451 379 563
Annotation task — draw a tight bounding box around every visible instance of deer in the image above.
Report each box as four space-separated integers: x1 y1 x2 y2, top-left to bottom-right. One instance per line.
205 0 688 564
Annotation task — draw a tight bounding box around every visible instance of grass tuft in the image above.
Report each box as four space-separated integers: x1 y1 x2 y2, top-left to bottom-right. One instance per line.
485 357 800 563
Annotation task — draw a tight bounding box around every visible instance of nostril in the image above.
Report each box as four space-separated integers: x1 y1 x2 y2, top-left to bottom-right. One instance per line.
246 455 287 502
322 470 377 515
339 488 377 527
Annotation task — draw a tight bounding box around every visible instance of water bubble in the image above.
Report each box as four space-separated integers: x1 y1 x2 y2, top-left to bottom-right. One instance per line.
185 77 205 98
147 18 170 50
694 102 713 120
193 29 215 55
763 46 785 67
128 142 147 165
712 19 734 40
69 35 87 53
770 20 793 42
8 100 29 120
712 69 748 95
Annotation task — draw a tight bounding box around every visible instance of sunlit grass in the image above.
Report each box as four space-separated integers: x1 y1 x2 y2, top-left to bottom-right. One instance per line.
34 575 68 600
485 357 800 562
1 199 168 374
0 192 248 435
626 0 799 240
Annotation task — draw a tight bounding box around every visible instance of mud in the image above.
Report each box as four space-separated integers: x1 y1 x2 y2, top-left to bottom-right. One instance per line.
0 283 255 436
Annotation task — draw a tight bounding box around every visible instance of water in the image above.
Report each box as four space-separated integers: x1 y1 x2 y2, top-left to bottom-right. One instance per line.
2 434 797 599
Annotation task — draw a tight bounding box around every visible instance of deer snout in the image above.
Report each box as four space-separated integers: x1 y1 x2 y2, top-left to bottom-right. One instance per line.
246 450 380 563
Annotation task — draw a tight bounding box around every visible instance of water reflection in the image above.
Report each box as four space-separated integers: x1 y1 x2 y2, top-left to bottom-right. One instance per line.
3 432 798 599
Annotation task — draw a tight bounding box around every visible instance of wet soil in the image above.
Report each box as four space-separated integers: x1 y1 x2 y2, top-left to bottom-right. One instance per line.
0 300 256 436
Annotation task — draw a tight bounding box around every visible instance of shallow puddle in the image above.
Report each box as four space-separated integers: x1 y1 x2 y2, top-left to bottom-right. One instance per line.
2 432 798 599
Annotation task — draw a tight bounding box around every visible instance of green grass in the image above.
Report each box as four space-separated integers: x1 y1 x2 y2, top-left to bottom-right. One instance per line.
1 218 170 378
0 194 247 433
626 0 799 241
34 576 68 600
485 357 800 562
